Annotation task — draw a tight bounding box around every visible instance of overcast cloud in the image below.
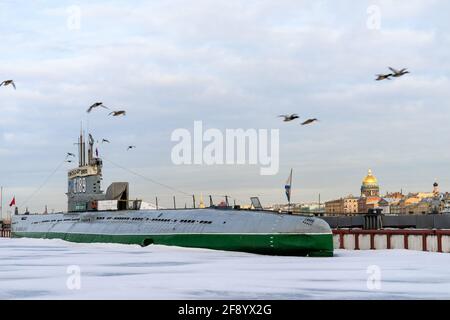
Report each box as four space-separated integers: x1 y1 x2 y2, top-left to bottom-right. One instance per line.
1 0 450 214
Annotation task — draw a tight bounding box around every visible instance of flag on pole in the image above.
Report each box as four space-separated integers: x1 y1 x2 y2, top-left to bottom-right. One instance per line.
285 169 293 203
0 186 3 217
9 196 16 207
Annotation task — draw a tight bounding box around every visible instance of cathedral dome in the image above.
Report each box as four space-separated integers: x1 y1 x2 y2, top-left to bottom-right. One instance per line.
362 169 378 186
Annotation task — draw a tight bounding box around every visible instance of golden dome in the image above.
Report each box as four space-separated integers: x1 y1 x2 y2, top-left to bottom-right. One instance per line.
362 169 378 186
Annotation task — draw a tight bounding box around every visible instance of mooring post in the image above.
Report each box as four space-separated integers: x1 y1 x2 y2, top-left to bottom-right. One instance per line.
173 196 176 209
192 195 196 209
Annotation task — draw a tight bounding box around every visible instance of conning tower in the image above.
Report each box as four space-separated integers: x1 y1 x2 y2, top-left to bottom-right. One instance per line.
67 131 105 212
66 130 131 212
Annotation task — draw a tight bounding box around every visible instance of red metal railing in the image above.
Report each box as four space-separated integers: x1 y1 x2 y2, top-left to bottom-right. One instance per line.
0 228 11 238
332 229 450 253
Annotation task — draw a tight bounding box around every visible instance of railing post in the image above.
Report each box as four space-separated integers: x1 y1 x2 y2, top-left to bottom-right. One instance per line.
437 233 443 253
339 232 344 249
422 234 427 252
370 233 375 250
387 233 391 249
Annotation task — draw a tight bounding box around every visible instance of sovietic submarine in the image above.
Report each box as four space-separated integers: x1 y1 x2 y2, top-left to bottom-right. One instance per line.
12 131 333 257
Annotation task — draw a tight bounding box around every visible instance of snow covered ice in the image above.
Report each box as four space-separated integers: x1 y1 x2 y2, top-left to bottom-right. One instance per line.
1 238 449 299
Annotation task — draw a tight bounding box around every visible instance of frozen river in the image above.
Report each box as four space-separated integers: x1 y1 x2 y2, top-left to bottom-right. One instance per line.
1 238 449 299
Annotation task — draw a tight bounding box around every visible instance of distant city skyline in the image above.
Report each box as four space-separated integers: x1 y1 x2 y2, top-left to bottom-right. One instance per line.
1 0 450 214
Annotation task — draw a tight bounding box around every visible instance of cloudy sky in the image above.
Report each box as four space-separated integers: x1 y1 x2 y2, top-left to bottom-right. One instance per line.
1 0 450 214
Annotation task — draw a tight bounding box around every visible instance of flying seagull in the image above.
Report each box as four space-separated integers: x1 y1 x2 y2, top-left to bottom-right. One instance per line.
87 102 108 113
109 110 126 116
375 74 393 81
388 67 410 78
127 145 136 151
0 80 16 89
65 159 74 163
101 139 110 144
278 114 299 122
66 152 76 157
301 118 318 126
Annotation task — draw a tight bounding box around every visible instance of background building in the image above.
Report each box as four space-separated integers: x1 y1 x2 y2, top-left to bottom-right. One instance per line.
304 171 446 216
325 169 398 215
325 195 359 215
361 169 380 197
358 169 383 213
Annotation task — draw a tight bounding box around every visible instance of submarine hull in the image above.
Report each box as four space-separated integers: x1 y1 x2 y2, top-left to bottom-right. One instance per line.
12 208 333 257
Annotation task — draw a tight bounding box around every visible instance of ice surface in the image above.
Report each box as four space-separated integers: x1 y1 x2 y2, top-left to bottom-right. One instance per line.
1 238 449 300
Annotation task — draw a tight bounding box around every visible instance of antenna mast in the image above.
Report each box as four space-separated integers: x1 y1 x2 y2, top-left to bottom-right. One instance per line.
78 124 86 167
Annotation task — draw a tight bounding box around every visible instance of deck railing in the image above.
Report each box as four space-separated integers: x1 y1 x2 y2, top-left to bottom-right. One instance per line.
0 226 11 238
332 229 450 253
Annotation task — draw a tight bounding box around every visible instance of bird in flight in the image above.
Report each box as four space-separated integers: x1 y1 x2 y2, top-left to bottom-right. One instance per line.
278 114 299 122
127 145 136 151
101 139 110 144
87 102 108 113
375 74 393 81
88 133 95 145
65 159 74 163
301 118 318 126
66 152 76 157
0 80 16 89
109 110 126 116
388 67 410 78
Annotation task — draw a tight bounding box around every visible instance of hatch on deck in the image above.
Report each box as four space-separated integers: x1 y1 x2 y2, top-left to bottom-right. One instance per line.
105 182 129 210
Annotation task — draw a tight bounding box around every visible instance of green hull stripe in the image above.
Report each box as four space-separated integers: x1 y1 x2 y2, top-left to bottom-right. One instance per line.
12 231 334 257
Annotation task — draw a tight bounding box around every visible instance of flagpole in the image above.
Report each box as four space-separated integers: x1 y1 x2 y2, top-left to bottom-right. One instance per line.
284 169 293 214
0 186 3 221
289 169 292 213
318 193 321 215
8 196 16 221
